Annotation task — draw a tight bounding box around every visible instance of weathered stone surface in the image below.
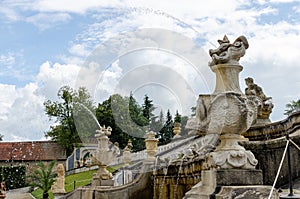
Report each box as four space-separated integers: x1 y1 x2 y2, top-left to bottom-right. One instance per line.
51 164 66 194
216 169 263 186
183 169 217 199
215 186 279 199
245 77 274 125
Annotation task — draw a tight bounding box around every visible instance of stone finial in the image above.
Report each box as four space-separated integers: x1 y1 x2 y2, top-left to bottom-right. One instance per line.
51 164 66 194
145 131 158 162
209 35 249 66
173 122 182 139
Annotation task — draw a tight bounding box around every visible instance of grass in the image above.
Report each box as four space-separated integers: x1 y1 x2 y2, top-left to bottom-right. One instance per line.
31 165 121 199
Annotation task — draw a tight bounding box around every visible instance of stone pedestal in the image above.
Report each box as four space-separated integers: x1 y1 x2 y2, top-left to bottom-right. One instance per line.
211 64 243 94
184 169 276 199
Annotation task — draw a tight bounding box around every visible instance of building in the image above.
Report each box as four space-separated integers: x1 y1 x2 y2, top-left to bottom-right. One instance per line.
0 141 66 175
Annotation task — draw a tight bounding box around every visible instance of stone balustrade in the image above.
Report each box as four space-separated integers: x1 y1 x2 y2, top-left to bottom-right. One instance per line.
243 111 300 141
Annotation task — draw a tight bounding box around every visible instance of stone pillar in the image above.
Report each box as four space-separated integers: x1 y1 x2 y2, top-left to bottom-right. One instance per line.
145 131 158 162
211 64 243 94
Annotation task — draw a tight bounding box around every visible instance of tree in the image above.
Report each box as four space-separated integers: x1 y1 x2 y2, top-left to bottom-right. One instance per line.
142 95 155 123
158 110 174 145
284 99 300 116
0 134 3 141
96 94 148 152
29 161 57 199
174 110 181 123
44 86 95 156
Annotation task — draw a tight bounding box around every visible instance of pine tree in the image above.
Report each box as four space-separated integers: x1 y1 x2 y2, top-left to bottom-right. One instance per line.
158 110 174 145
142 95 155 123
174 110 181 123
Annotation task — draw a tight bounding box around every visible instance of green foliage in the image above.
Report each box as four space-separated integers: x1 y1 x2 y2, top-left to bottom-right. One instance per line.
158 109 174 145
96 94 148 152
31 166 120 199
0 166 26 190
0 134 3 141
284 99 300 116
44 86 96 156
174 110 181 123
28 161 57 199
142 95 155 122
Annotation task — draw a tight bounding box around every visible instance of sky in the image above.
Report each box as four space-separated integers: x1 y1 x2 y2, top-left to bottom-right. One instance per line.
0 0 300 141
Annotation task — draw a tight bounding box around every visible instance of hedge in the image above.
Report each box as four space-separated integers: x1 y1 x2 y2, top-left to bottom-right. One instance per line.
0 165 26 190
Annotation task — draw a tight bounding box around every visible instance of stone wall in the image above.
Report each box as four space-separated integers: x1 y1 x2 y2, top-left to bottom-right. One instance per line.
63 165 153 199
153 160 203 199
243 129 300 186
0 160 66 180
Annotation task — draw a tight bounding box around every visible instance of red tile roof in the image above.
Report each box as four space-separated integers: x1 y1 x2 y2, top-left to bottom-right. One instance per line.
0 141 66 161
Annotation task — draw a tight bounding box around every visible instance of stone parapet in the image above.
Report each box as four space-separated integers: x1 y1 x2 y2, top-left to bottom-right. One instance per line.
244 111 300 141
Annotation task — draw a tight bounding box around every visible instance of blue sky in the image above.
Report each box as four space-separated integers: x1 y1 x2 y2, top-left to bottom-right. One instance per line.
0 0 300 141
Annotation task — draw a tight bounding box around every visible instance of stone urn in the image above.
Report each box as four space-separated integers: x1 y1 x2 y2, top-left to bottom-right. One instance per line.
173 122 182 139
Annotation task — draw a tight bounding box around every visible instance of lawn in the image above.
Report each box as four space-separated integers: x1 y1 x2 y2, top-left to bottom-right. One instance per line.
31 166 119 199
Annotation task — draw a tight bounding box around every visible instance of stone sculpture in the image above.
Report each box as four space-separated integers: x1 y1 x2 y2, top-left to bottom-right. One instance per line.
184 35 270 198
208 35 249 66
91 126 120 186
185 35 259 169
51 164 66 194
123 139 133 167
245 77 273 124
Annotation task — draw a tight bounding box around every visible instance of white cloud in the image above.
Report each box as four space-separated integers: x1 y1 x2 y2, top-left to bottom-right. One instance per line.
36 61 80 100
0 52 15 68
33 0 124 14
1 0 300 140
0 83 48 141
26 12 72 30
0 84 17 120
0 7 19 21
0 61 81 141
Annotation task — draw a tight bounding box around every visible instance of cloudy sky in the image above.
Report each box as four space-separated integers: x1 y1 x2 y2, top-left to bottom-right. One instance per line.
0 0 300 141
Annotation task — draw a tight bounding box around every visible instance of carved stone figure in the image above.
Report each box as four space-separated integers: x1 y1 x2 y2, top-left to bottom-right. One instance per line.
123 140 133 166
245 77 273 124
184 35 259 170
51 164 66 194
209 35 249 66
